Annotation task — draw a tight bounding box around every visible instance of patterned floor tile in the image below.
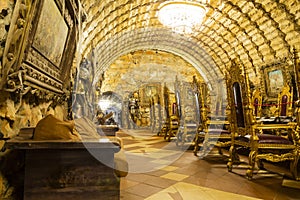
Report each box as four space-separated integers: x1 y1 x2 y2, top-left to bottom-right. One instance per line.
145 182 262 200
160 172 189 181
118 128 300 200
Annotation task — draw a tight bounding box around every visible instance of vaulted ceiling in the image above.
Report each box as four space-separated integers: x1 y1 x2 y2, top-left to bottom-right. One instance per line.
79 0 300 90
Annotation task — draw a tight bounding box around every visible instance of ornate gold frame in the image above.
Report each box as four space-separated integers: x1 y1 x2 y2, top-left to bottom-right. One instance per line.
1 0 80 103
260 60 292 101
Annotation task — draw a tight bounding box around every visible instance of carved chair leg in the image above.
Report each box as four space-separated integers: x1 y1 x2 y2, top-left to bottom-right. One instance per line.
202 138 210 156
246 150 257 180
168 131 172 142
290 153 300 180
227 145 235 172
164 129 168 140
227 144 240 166
193 145 199 156
193 133 200 156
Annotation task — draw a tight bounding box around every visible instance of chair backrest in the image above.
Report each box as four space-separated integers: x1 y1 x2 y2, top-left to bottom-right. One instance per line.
226 59 254 136
174 76 199 126
252 89 262 118
162 84 175 130
198 82 208 126
278 83 293 117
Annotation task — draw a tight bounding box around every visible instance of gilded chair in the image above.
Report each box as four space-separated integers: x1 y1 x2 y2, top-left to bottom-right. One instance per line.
174 77 199 148
193 81 231 157
226 59 299 180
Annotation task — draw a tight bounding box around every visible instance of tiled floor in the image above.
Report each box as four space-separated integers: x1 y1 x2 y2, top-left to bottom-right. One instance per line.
117 128 300 200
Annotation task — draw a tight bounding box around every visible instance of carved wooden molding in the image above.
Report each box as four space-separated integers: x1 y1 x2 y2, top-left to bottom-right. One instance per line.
1 0 81 104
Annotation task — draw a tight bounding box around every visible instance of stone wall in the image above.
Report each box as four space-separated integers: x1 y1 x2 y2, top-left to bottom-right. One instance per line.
0 0 68 140
0 1 70 199
102 50 205 97
0 98 67 137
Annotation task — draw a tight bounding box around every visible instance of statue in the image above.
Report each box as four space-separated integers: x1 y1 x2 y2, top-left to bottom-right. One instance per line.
73 58 94 119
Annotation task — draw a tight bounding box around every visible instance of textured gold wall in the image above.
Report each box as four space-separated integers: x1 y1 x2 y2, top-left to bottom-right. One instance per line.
102 50 203 98
80 0 300 90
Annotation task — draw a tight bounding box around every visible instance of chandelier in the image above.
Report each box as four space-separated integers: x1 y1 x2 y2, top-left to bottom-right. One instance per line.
157 1 208 35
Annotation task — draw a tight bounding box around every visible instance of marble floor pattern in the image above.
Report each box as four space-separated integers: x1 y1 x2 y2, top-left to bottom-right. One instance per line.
117 128 300 200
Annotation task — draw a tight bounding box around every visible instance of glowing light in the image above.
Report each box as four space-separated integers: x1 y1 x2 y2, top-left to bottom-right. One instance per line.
158 1 207 35
98 100 111 110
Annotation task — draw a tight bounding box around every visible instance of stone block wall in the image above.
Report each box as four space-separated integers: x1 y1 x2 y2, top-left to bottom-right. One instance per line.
0 0 68 140
0 1 70 199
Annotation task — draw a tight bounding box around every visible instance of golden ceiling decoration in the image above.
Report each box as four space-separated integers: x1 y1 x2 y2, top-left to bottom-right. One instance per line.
157 1 208 35
79 0 300 90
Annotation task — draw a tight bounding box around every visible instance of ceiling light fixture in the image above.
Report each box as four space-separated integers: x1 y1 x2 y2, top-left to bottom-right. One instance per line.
157 1 208 35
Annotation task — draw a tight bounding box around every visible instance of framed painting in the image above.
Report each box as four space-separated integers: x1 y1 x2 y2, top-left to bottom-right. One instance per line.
261 62 291 101
24 0 79 93
32 0 69 68
267 69 284 96
1 0 80 102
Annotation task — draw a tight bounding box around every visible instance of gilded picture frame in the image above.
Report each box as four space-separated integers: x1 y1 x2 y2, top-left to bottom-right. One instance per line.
261 62 291 101
24 0 79 92
1 0 80 102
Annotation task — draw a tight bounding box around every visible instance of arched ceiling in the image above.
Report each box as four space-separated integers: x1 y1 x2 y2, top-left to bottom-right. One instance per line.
101 49 204 97
79 0 300 87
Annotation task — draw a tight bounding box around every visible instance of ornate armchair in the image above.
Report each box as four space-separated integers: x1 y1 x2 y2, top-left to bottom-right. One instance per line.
226 59 299 180
174 77 199 148
193 81 231 157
